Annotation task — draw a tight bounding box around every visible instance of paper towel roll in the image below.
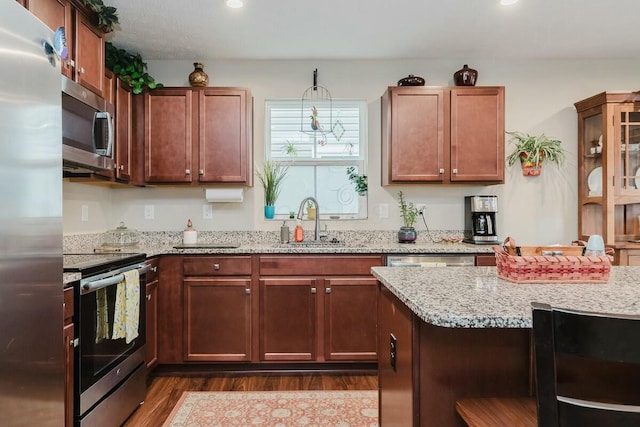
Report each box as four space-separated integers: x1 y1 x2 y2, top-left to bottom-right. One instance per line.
204 188 244 203
183 230 198 244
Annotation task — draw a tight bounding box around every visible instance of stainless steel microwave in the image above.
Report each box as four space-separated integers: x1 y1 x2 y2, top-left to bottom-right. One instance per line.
62 76 114 173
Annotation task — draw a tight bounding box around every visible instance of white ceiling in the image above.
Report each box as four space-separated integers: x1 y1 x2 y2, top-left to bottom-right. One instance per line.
106 0 640 61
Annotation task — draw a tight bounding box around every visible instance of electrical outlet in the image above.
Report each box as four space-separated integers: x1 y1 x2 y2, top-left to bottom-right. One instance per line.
81 205 89 222
416 203 427 214
379 203 389 218
202 204 213 219
144 205 155 220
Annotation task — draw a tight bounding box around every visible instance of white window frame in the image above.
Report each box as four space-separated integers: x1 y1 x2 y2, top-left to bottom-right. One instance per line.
264 99 368 220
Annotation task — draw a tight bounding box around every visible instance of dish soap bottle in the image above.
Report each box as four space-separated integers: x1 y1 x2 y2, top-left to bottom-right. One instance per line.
280 221 290 243
183 219 198 244
294 220 304 242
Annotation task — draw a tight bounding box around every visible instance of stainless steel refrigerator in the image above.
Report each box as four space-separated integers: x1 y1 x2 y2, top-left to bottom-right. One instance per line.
0 2 64 426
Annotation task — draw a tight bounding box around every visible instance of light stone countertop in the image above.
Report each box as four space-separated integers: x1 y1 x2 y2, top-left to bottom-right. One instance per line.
372 266 640 329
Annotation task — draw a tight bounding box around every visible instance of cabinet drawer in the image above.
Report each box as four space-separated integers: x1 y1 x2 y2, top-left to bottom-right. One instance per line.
259 255 384 276
64 287 74 324
184 256 252 276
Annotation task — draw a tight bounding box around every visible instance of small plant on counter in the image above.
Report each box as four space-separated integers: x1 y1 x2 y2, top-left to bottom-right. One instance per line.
346 166 368 196
256 159 289 207
397 191 418 228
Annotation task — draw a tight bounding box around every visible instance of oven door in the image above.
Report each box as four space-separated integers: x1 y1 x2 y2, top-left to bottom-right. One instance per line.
76 263 147 415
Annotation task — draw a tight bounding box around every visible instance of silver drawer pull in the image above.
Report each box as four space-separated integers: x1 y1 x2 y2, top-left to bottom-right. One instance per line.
311 287 316 294
185 169 191 175
439 168 445 174
199 169 204 175
245 288 251 295
452 168 458 174
325 288 331 294
213 263 220 270
146 294 152 301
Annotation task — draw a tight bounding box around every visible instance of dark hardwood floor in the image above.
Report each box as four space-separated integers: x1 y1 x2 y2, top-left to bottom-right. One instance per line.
123 372 379 427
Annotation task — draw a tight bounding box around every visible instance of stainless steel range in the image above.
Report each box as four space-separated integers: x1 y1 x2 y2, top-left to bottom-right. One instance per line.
64 253 150 427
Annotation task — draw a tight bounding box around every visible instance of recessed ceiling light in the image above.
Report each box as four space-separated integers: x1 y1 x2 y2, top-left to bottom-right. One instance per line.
500 0 518 5
226 0 244 8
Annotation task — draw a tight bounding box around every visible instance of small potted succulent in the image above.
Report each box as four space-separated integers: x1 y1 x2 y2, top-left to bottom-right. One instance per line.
397 191 419 243
506 131 566 176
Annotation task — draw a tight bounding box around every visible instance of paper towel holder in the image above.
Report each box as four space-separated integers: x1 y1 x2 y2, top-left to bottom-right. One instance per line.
204 187 244 203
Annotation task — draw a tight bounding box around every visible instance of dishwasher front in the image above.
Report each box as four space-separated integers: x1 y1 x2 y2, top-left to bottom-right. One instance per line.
386 254 476 267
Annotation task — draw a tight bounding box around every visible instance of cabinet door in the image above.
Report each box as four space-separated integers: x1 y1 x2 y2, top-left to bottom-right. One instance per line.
144 88 194 182
27 0 73 79
115 78 133 181
199 88 250 183
450 87 505 182
383 88 445 183
259 278 316 361
324 277 377 361
184 278 252 361
63 322 74 427
145 280 158 369
74 11 104 97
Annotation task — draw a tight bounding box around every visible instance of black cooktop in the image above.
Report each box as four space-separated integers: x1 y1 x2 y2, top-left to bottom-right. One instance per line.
63 252 146 275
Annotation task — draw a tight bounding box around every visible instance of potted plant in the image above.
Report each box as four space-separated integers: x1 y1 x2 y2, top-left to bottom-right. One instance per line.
397 191 419 243
506 131 566 176
346 166 368 196
105 42 163 94
256 160 288 219
306 200 316 220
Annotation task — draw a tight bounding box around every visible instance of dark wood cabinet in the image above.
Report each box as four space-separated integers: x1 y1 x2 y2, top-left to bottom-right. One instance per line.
63 287 75 427
259 277 317 361
183 256 253 362
258 255 383 363
324 277 377 361
115 77 133 181
382 86 504 185
143 87 252 185
145 258 159 370
26 0 104 96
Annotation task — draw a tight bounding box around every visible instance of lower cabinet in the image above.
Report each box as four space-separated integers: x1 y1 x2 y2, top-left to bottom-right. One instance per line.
259 255 383 363
63 287 75 427
182 256 253 362
145 258 159 370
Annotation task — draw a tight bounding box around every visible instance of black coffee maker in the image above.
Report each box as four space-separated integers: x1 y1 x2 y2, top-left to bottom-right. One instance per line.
463 195 499 244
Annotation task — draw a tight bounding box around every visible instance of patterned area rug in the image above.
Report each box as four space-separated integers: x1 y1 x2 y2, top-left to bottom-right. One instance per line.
162 390 379 427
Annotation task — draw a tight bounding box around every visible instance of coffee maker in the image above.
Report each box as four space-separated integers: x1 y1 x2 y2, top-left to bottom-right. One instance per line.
464 195 499 244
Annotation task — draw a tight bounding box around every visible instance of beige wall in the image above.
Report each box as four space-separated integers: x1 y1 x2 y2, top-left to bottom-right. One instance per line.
64 58 640 245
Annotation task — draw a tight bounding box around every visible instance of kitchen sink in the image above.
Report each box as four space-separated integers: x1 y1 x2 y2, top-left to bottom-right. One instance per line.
273 240 365 248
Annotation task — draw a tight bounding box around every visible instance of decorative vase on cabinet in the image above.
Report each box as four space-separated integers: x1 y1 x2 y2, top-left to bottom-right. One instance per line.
189 62 209 87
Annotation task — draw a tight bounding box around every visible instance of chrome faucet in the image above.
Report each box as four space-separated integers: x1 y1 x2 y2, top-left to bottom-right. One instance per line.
297 196 320 241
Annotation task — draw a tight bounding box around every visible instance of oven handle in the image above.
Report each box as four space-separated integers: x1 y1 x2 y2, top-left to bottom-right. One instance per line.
81 262 152 294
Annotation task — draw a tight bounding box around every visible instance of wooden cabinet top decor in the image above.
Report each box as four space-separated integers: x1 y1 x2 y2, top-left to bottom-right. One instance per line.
382 86 505 185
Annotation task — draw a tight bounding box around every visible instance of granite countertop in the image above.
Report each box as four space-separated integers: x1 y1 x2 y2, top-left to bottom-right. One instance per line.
372 266 640 329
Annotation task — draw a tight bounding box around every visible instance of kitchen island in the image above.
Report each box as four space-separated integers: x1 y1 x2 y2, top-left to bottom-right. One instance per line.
372 266 640 427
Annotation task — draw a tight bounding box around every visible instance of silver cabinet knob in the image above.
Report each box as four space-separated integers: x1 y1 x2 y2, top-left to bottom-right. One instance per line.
245 288 251 295
185 169 191 175
439 168 445 174
213 263 220 270
325 288 331 294
452 168 458 174
311 287 317 294
198 169 204 175
78 66 85 74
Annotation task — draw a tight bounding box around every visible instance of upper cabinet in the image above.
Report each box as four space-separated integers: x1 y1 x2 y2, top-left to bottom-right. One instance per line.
26 0 105 97
575 92 640 247
144 87 253 185
381 86 505 185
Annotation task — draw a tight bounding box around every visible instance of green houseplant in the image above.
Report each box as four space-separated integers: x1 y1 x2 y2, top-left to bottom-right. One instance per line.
82 0 119 33
105 42 163 94
397 191 419 243
506 131 566 176
256 160 288 219
346 166 368 196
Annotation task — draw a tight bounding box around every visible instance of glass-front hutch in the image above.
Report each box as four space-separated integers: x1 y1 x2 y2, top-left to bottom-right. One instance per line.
575 91 640 265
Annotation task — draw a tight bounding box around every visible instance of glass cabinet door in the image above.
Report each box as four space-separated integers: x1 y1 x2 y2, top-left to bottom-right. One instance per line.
616 107 640 194
581 112 603 199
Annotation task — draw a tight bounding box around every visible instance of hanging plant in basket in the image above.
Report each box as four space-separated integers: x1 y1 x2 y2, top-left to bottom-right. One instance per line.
506 131 566 176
